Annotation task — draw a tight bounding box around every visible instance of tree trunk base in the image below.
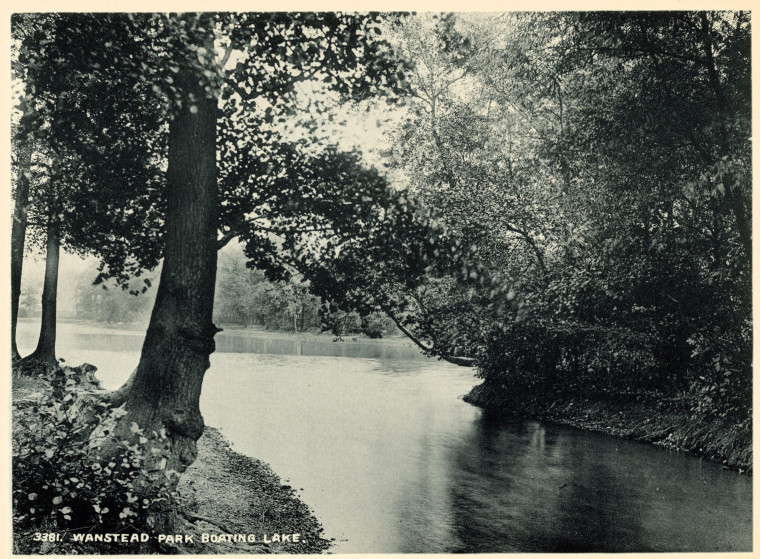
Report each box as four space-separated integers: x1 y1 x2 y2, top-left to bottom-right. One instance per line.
14 352 59 377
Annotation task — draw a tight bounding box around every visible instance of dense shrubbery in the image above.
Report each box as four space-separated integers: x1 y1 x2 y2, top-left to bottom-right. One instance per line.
476 307 751 422
361 312 392 338
477 319 660 400
12 367 177 552
685 318 752 421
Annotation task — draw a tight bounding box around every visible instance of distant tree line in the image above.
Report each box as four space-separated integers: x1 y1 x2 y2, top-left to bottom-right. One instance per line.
22 249 398 339
214 249 397 337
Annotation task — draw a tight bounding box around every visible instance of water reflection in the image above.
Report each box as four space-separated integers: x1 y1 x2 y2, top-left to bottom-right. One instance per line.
16 319 428 361
215 333 428 360
438 414 751 552
14 321 752 553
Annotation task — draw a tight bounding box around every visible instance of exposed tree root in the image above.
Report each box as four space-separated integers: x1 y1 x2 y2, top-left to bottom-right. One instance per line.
13 353 59 378
184 511 234 534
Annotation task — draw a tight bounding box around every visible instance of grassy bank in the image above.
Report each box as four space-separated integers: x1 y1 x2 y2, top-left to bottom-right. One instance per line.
464 381 752 474
12 369 331 554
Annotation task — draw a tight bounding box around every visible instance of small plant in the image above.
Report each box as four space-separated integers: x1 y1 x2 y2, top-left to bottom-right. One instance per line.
12 367 178 552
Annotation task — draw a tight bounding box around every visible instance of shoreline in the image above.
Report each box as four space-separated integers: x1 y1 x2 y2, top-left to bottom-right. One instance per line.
464 381 752 474
11 370 332 555
16 316 416 345
177 426 331 554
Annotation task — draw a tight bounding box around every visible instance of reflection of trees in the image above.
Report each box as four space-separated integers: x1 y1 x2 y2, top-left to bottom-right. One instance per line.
441 414 647 552
548 441 647 552
384 396 472 553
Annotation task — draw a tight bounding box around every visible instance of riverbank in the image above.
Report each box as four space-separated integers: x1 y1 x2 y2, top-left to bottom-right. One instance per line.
178 426 331 554
12 368 332 554
464 382 752 474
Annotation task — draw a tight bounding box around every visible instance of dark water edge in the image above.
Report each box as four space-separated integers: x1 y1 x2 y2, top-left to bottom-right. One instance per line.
464 381 752 474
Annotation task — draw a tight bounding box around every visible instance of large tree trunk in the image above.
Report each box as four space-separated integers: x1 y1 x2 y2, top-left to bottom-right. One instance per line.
100 25 219 534
11 146 32 363
17 216 60 373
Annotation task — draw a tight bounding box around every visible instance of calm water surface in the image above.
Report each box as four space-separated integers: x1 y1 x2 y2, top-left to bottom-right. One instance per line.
17 321 753 552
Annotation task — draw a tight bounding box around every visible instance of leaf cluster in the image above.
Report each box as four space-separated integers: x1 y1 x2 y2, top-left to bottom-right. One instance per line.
13 368 177 551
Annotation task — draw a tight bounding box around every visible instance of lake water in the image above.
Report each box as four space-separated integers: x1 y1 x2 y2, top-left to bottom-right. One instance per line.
16 320 753 552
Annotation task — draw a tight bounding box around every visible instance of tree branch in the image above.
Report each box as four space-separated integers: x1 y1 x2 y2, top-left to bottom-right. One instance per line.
503 222 548 282
219 41 235 69
380 303 474 367
217 224 245 250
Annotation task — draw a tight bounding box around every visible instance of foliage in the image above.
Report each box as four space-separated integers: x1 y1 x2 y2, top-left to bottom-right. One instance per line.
477 319 661 399
13 12 411 289
361 312 396 338
320 308 363 339
685 318 752 421
12 14 165 288
75 272 156 325
358 12 752 422
13 368 177 550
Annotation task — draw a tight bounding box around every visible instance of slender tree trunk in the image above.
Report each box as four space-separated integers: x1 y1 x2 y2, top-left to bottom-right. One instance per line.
35 219 60 362
11 146 32 362
18 216 60 373
101 23 219 535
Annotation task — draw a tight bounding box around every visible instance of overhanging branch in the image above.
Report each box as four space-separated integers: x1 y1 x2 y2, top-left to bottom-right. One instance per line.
380 303 474 367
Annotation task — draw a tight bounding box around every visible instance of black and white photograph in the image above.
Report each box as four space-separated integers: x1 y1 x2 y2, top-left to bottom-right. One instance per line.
7 7 753 554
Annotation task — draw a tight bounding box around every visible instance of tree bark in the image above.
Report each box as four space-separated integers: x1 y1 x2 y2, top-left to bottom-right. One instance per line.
101 22 220 534
11 146 33 363
17 216 60 373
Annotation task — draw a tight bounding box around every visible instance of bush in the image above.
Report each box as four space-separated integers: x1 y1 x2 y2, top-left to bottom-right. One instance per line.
685 318 752 421
12 368 178 552
321 309 363 339
361 312 393 338
477 319 660 399
477 311 752 425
